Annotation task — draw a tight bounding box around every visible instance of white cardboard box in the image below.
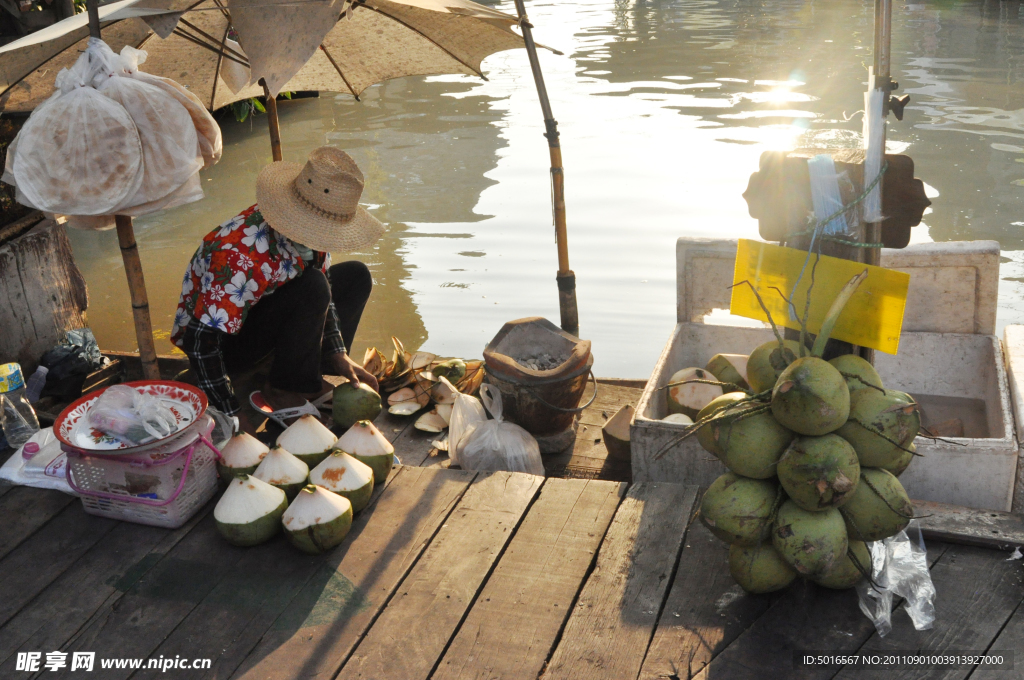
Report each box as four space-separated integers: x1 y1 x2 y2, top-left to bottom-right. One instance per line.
631 238 1021 512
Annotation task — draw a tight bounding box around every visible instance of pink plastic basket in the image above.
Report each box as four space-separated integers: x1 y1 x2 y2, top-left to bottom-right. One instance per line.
65 415 223 528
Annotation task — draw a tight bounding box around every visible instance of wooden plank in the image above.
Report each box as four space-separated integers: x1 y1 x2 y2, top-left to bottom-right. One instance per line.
0 504 117 628
390 416 440 467
433 478 627 680
594 378 648 390
133 465 405 680
0 486 75 561
638 521 783 680
0 505 207 674
337 470 545 680
232 466 477 680
915 500 1024 550
835 543 1024 680
541 483 699 680
693 542 951 680
373 404 415 444
971 599 1024 679
49 511 253 680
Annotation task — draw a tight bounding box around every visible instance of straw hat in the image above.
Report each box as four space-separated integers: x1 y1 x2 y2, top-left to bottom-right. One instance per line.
256 146 385 253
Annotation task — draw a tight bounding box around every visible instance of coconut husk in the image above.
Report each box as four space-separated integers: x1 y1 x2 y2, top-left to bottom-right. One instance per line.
362 347 386 377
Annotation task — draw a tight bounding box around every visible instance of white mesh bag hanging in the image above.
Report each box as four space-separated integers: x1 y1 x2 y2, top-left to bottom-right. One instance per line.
119 46 223 169
9 42 144 215
94 42 203 211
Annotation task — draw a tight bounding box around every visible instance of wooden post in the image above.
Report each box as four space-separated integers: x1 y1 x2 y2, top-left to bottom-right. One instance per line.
86 0 100 38
261 78 283 162
0 214 89 368
511 0 579 338
115 216 160 380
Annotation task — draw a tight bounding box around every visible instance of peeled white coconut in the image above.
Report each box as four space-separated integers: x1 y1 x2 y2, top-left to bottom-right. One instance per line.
253 446 309 499
214 475 288 546
662 413 694 425
388 387 417 406
415 409 448 433
436 403 454 424
388 400 423 416
310 450 375 511
218 432 269 481
667 367 723 419
602 404 633 461
282 484 353 554
276 415 337 468
335 419 395 484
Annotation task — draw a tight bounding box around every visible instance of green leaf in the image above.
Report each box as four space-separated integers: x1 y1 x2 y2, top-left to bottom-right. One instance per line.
252 99 266 113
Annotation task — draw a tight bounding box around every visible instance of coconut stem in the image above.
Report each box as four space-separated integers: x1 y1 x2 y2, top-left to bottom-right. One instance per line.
811 270 869 358
731 280 786 351
652 400 771 460
860 474 918 520
846 544 880 590
847 419 921 456
917 426 969 447
660 378 752 395
839 372 886 394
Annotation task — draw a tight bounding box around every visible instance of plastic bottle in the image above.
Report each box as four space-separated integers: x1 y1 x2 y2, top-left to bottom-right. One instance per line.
0 363 40 449
24 366 49 403
0 394 36 449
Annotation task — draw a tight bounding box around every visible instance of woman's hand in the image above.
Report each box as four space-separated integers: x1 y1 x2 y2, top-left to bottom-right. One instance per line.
329 352 380 393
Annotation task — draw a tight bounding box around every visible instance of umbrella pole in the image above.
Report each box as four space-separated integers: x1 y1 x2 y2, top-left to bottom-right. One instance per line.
860 0 892 366
511 0 579 338
261 79 284 162
115 216 160 380
86 0 160 380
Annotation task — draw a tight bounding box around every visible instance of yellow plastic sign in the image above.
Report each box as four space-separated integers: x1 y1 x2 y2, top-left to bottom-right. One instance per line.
730 240 910 355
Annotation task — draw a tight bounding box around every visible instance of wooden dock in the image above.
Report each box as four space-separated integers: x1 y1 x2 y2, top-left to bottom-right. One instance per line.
1 380 1023 679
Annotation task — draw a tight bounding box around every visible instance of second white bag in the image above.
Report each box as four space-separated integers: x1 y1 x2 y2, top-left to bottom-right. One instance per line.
457 384 544 476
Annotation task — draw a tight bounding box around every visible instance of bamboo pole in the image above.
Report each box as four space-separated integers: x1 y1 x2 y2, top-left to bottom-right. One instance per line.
85 0 161 380
114 216 160 380
511 0 579 337
261 79 283 162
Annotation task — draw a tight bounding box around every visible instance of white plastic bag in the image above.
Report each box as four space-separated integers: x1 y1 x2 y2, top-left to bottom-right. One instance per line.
97 62 202 210
120 46 223 169
0 428 75 495
448 390 487 467
457 384 544 476
11 43 144 215
856 521 936 637
86 384 178 446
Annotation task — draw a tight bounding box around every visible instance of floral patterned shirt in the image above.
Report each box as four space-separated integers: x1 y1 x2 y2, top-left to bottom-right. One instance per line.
170 204 331 346
171 205 346 415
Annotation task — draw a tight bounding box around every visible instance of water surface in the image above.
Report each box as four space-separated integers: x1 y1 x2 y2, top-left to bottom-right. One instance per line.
67 0 1024 377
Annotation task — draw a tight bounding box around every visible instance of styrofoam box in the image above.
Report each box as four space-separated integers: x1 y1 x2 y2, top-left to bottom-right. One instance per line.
630 237 1019 512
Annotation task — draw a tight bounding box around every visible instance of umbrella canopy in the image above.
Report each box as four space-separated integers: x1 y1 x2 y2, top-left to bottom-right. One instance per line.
0 0 530 113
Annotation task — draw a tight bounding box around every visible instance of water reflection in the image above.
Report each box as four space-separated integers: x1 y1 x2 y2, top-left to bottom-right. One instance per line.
66 0 1024 376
